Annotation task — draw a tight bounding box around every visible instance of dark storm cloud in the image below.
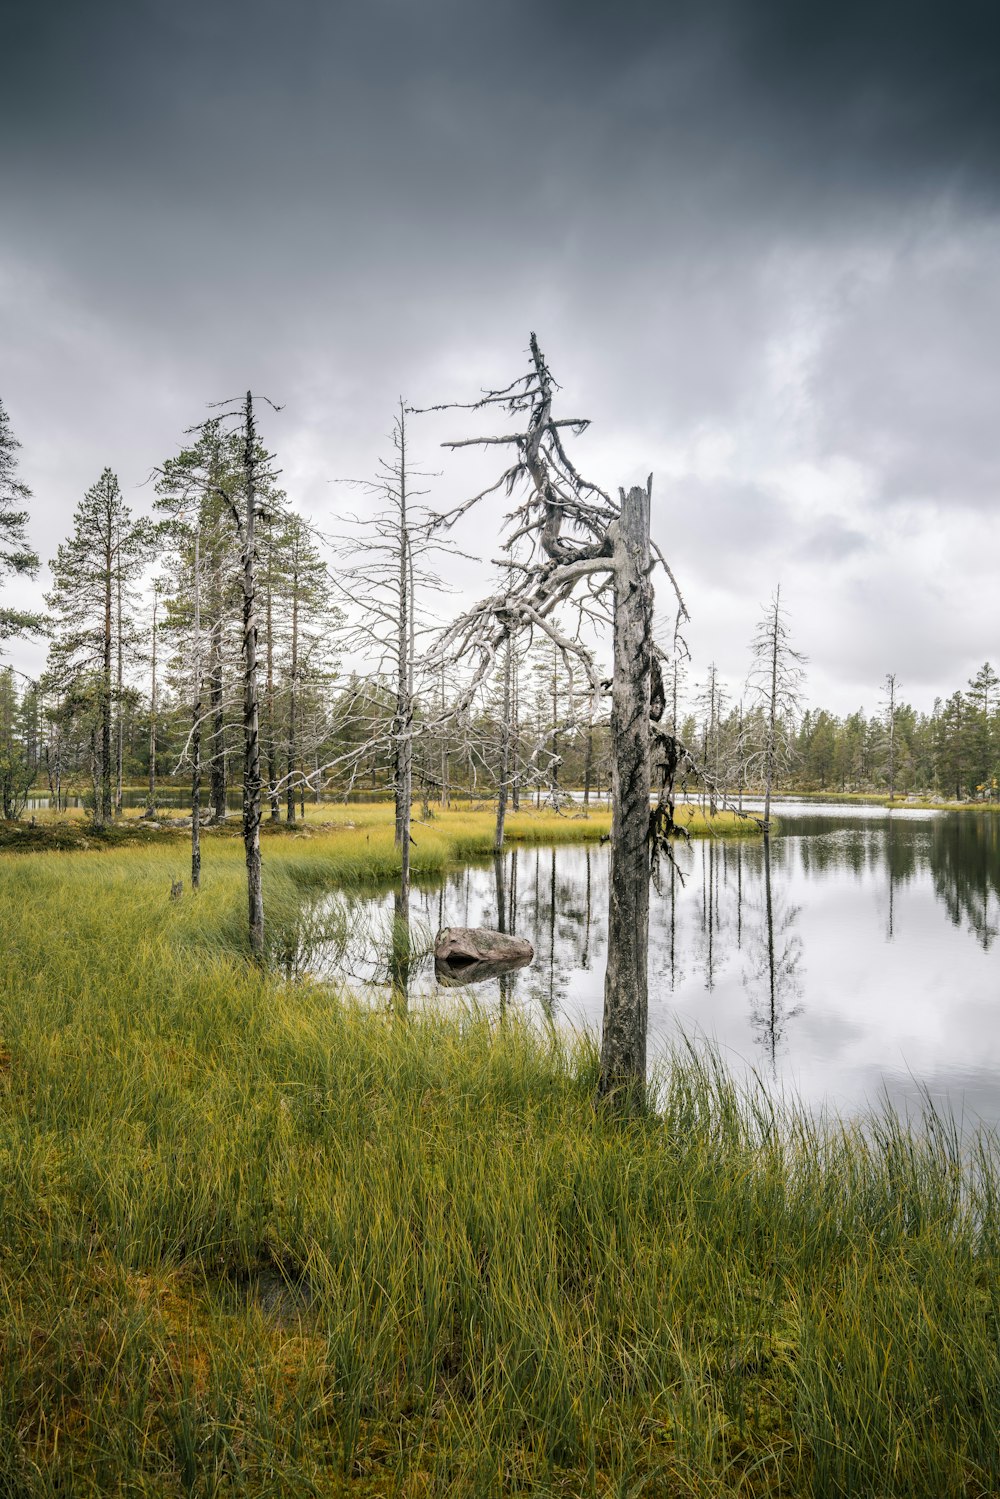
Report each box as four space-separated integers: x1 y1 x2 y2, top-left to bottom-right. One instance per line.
2 0 999 707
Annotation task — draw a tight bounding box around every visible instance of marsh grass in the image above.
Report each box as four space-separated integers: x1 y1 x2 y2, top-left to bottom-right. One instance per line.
0 817 995 1495
0 798 759 856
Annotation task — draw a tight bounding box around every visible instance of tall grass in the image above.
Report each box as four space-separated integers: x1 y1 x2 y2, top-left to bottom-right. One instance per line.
0 831 995 1495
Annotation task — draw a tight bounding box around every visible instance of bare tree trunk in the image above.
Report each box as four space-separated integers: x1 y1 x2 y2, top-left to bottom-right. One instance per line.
393 410 413 921
884 672 897 802
763 597 779 835
115 564 124 816
511 648 520 812
439 664 449 809
598 480 652 1108
549 640 559 806
583 716 593 807
495 639 512 852
191 528 202 890
286 551 299 821
148 590 158 810
241 392 265 961
209 549 227 821
100 544 113 826
265 526 280 821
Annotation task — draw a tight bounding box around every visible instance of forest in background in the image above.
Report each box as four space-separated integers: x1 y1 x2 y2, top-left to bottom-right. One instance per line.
1 391 997 824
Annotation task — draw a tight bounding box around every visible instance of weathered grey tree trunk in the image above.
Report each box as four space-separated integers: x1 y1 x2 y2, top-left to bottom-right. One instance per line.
100 535 113 827
583 715 593 807
764 600 778 835
209 547 227 821
494 639 512 852
115 563 124 816
884 671 897 803
285 548 299 821
439 664 449 808
549 641 559 806
598 479 653 1108
393 413 413 922
240 393 265 961
191 527 202 890
148 588 158 810
511 648 521 812
265 523 280 821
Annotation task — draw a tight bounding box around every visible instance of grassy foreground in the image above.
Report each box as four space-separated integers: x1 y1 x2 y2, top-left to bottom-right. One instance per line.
2 819 997 1496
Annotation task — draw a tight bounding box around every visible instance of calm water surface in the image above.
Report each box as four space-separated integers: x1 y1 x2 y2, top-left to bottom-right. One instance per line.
301 803 1000 1125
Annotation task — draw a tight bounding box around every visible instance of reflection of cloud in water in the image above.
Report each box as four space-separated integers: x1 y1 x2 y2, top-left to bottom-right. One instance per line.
290 806 1000 1125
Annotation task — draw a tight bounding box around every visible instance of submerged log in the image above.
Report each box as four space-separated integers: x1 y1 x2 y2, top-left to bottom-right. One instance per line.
434 926 533 966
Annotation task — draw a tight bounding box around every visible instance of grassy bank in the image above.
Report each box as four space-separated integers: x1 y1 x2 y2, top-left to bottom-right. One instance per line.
0 835 997 1495
0 800 758 857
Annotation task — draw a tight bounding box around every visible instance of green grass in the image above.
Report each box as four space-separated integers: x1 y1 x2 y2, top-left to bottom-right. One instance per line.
0 824 996 1495
0 799 760 858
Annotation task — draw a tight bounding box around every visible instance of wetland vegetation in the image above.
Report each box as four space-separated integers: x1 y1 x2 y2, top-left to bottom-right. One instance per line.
3 337 1000 1498
2 806 1000 1496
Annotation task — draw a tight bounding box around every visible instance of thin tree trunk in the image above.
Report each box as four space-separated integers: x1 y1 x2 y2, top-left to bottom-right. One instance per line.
115 563 124 816
192 528 202 890
101 536 113 827
495 639 512 852
511 648 520 812
265 525 280 821
209 549 227 820
549 641 559 806
148 590 158 810
583 718 593 807
598 480 652 1108
439 664 449 809
393 408 413 922
764 595 779 835
286 549 299 821
241 392 265 961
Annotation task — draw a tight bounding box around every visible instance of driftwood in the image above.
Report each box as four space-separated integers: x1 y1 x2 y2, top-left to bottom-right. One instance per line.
434 926 533 966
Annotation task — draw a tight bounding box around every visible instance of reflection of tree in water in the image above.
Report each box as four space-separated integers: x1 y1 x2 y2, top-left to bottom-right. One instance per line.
518 847 588 1017
388 891 411 1012
931 814 1000 951
692 839 748 993
743 838 804 1070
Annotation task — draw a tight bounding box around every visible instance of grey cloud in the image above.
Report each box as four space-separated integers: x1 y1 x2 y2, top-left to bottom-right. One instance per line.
810 230 1000 510
2 0 999 711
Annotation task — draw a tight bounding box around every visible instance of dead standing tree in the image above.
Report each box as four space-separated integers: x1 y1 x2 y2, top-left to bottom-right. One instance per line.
419 333 688 1108
331 403 452 998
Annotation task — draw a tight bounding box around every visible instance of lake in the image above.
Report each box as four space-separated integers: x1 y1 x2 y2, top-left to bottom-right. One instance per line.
298 802 1000 1127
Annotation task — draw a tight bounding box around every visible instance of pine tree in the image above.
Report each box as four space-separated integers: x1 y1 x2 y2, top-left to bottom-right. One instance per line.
46 470 150 825
0 667 36 819
0 398 41 643
966 662 999 796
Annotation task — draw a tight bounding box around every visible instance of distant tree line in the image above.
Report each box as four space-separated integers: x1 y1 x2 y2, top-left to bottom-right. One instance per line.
1 379 997 821
678 662 1000 803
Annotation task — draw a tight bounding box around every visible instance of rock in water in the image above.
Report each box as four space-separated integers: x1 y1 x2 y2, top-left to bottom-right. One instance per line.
435 952 532 988
434 926 534 965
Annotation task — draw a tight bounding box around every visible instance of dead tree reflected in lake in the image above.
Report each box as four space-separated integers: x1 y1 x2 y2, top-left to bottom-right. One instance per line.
744 838 804 1070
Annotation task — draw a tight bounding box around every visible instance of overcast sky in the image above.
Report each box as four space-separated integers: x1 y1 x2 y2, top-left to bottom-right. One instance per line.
3 0 999 715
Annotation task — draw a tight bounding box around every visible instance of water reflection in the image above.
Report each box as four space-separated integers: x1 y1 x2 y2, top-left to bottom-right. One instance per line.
292 807 1000 1124
931 813 1000 950
744 839 804 1071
